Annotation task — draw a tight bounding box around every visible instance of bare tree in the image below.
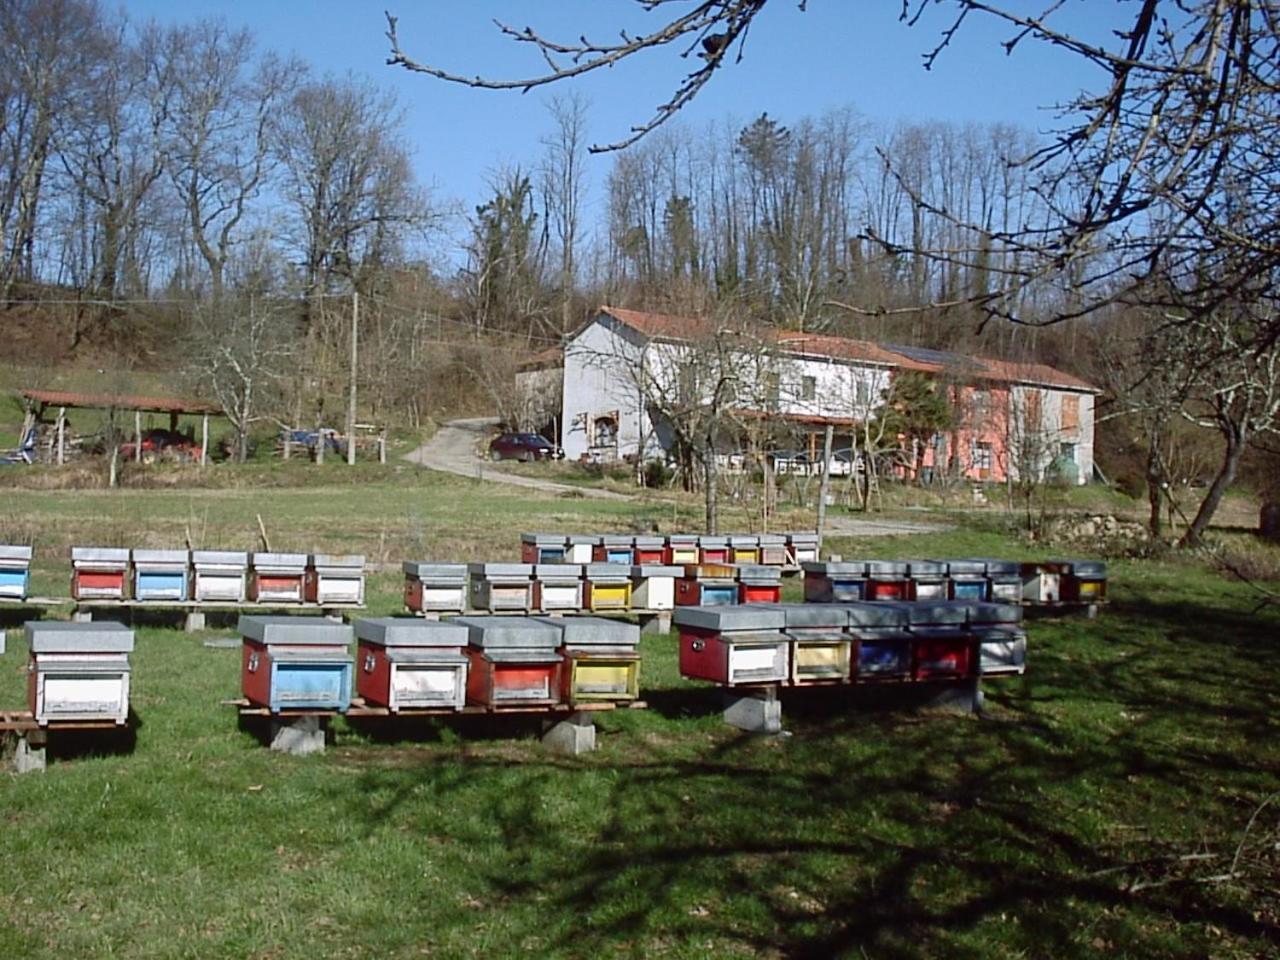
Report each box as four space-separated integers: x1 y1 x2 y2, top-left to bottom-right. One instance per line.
274 75 430 324
540 93 589 334
56 18 171 303
0 0 104 299
187 290 297 463
159 19 302 299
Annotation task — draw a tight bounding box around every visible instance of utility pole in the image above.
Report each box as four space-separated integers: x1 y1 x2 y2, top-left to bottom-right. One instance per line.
347 289 358 466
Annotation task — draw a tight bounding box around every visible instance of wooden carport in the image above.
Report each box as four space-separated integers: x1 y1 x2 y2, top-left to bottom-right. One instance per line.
17 389 222 466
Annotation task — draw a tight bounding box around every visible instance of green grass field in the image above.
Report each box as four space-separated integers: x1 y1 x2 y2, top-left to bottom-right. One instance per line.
1 473 1278 958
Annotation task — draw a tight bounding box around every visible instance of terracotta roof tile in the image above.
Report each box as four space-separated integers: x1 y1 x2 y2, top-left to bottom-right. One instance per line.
596 305 1099 393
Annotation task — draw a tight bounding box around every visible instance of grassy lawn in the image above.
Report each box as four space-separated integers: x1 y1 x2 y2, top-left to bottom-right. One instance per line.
1 474 1278 958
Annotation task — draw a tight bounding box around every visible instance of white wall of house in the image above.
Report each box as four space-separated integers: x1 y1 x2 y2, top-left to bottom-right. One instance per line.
559 313 1097 479
1007 385 1095 485
562 318 646 461
775 356 891 420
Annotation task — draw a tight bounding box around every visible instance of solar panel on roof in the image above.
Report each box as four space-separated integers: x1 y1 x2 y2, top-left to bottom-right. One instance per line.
883 343 985 373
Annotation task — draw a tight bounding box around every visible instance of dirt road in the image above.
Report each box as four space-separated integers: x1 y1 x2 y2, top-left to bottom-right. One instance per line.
406 419 950 535
403 417 631 500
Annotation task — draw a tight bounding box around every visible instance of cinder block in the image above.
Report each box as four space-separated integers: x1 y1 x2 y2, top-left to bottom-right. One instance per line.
722 691 783 734
542 713 597 755
269 715 327 755
14 733 47 774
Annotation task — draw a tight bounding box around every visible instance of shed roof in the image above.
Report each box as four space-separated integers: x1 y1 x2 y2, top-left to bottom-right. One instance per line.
19 388 221 415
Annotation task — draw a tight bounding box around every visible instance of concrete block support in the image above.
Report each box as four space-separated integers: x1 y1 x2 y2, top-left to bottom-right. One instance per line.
640 612 673 636
184 611 207 633
269 715 327 755
723 686 783 734
14 730 48 774
921 679 984 714
541 711 597 755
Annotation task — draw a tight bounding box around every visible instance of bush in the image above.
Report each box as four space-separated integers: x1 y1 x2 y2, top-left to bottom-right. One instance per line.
641 459 673 488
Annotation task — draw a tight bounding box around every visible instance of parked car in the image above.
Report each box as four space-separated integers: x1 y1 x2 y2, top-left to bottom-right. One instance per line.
488 432 564 462
120 428 200 463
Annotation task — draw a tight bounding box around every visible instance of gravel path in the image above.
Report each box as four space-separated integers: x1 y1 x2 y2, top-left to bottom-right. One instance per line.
405 418 952 533
403 417 631 500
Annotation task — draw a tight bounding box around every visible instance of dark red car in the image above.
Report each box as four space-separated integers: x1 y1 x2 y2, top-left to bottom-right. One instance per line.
488 432 563 462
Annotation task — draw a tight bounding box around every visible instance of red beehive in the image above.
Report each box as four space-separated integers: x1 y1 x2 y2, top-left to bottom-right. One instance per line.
632 536 666 565
70 547 130 601
697 535 730 564
737 565 782 604
865 561 909 601
355 617 469 711
675 606 788 686
910 626 973 680
455 616 563 706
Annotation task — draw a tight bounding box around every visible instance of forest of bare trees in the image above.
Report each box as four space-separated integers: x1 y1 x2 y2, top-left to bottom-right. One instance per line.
5 0 1279 537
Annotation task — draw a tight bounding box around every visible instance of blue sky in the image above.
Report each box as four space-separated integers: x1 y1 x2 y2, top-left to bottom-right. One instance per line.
120 1 1119 252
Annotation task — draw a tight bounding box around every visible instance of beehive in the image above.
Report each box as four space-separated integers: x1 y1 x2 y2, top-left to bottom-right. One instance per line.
630 564 683 610
1062 559 1107 603
534 563 585 612
582 563 632 611
521 533 567 564
786 532 819 566
354 617 469 711
943 559 989 601
778 603 852 685
131 549 189 602
906 560 948 601
664 534 700 565
536 616 641 703
191 550 248 602
737 564 782 604
632 536 666 564
802 561 868 603
697 535 730 564
675 563 738 606
730 534 760 564
403 562 468 614
249 552 307 604
70 547 130 601
0 545 33 600
566 535 598 564
757 534 787 566
676 605 788 686
26 621 134 725
865 561 909 601
468 563 535 612
455 616 563 706
240 615 354 713
593 535 635 565
306 554 365 605
844 602 912 679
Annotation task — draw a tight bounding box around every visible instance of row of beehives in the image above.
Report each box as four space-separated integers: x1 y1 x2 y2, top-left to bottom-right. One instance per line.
803 558 1108 605
240 614 641 713
0 546 366 605
405 561 784 615
677 600 1026 688
520 531 818 567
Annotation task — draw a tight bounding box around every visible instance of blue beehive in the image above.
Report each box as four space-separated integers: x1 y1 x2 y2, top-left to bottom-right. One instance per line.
132 549 189 601
239 615 354 713
802 561 867 602
842 602 912 678
0 545 32 600
942 559 989 601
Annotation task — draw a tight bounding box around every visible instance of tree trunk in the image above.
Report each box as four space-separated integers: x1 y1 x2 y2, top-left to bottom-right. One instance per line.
1145 434 1164 539
703 453 718 534
1180 420 1246 547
